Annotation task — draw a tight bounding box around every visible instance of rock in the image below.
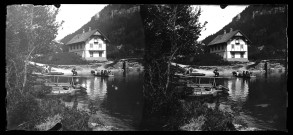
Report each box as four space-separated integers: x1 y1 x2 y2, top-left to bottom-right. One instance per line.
35 114 62 131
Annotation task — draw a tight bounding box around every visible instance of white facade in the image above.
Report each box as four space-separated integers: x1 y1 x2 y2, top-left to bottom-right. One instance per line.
68 32 107 61
210 32 249 62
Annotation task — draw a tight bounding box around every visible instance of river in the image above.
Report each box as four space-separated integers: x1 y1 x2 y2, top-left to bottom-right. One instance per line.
45 69 287 131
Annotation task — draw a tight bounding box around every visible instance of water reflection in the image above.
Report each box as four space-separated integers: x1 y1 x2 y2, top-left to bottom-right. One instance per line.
58 71 144 130
227 78 249 103
222 73 286 131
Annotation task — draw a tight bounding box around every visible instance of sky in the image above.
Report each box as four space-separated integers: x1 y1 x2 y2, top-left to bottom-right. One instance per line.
55 4 248 41
55 4 107 41
197 5 248 41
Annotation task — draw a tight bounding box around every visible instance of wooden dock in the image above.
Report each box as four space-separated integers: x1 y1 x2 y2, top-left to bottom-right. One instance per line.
45 82 72 87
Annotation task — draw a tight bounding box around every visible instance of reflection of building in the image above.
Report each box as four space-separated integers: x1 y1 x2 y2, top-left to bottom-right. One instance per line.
227 78 249 102
83 77 107 100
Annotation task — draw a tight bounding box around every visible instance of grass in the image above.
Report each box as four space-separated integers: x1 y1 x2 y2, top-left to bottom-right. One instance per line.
6 72 92 131
34 52 90 65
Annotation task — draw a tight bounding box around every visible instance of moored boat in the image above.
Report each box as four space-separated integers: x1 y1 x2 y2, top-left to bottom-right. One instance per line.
91 70 114 77
44 72 64 75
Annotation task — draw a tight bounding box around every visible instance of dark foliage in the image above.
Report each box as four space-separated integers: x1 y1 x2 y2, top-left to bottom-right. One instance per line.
174 53 230 66
60 4 144 59
34 52 89 65
202 5 287 60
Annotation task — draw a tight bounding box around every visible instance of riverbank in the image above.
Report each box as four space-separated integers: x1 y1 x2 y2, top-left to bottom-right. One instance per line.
172 60 285 77
29 58 144 76
19 59 144 131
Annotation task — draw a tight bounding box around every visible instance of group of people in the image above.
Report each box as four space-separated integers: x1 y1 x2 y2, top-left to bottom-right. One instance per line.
94 69 112 76
234 70 252 77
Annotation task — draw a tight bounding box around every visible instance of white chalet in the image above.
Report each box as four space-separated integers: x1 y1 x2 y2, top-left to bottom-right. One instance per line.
66 27 110 61
208 29 252 62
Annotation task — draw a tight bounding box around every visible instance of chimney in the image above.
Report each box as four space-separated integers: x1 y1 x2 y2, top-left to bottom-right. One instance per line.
89 27 91 32
82 29 85 33
224 30 226 34
230 28 233 32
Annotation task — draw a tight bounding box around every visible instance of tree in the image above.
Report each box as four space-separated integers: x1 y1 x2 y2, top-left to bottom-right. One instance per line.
140 4 206 114
6 5 62 92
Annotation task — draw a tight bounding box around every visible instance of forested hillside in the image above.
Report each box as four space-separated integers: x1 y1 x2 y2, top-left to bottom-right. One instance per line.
60 4 144 58
202 5 287 60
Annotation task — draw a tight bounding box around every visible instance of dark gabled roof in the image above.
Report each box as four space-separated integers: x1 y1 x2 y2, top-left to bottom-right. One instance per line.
66 28 110 45
208 30 251 46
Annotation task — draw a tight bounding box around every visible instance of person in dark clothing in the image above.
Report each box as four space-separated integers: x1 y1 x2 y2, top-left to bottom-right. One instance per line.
101 70 104 76
123 61 126 71
264 61 268 72
104 70 108 76
242 71 246 77
72 67 77 76
213 68 219 77
246 71 250 77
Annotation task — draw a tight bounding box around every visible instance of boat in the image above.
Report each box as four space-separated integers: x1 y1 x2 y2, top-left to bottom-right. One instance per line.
187 87 222 97
184 76 229 97
174 73 205 78
235 75 256 78
43 72 64 75
232 71 256 78
189 72 206 76
91 70 114 77
44 75 87 96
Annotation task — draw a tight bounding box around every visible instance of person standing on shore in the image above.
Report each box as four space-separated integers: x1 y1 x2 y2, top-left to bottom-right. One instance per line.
213 68 219 77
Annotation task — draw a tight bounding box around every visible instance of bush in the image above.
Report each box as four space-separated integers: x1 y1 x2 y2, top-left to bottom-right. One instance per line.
12 97 91 131
174 53 230 66
165 97 236 131
34 52 89 65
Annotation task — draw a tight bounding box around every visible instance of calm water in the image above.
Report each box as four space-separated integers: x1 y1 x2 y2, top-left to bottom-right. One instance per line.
47 70 287 131
208 71 287 131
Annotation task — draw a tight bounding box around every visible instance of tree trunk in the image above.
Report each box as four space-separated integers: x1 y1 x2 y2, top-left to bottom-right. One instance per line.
22 46 36 88
23 6 35 88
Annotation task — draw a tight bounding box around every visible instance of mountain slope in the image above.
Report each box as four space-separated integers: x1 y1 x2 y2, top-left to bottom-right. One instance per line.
60 4 144 58
202 5 287 60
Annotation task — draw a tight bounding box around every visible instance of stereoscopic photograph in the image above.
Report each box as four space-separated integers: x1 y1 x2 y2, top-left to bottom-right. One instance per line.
6 4 287 131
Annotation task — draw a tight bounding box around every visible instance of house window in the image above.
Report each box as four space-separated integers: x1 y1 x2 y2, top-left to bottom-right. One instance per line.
241 44 243 49
235 38 240 44
99 43 102 48
231 53 235 58
90 43 93 48
232 44 234 49
241 53 244 58
90 51 93 57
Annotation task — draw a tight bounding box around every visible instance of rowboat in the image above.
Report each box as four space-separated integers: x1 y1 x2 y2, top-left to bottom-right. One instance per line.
93 74 114 77
184 76 229 97
232 71 256 78
91 70 114 77
43 72 64 75
187 87 222 97
235 75 256 78
43 75 87 96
